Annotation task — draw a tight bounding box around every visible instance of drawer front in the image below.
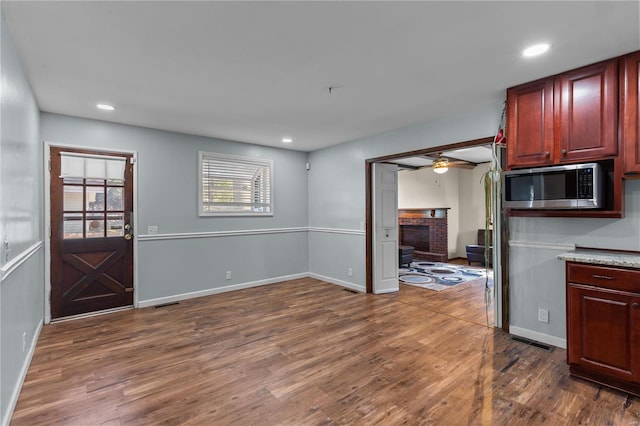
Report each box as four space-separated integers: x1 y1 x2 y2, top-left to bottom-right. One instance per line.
568 262 640 292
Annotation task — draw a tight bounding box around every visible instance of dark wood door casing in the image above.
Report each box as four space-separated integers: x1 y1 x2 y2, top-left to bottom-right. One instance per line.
364 136 508 330
50 146 134 318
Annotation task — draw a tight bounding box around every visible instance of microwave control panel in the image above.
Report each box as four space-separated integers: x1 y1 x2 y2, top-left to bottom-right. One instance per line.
577 168 594 199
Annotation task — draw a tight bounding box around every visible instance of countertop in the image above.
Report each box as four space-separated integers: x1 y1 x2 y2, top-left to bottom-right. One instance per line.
557 249 640 269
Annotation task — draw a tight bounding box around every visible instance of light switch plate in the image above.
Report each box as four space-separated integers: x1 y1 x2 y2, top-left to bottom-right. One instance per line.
147 226 158 235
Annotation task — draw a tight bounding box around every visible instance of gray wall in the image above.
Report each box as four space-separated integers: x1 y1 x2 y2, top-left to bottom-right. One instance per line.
307 104 501 289
40 113 310 305
0 11 44 425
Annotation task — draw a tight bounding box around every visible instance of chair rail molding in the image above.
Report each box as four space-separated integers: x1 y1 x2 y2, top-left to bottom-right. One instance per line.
508 240 576 251
0 241 44 283
136 227 309 241
308 227 365 236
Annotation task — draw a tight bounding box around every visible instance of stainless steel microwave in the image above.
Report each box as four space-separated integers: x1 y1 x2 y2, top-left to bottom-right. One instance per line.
503 163 604 209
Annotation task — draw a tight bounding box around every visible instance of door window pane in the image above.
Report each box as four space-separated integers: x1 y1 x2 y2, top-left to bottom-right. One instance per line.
63 177 83 185
86 187 105 211
63 186 83 211
107 213 124 237
63 213 83 239
86 214 104 238
107 187 124 211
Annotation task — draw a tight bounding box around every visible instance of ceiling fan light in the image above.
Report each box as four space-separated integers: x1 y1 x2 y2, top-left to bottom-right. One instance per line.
432 157 449 174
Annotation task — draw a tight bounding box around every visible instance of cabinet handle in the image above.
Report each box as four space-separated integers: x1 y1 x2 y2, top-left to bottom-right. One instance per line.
545 151 550 157
592 274 614 280
561 149 567 155
633 303 639 309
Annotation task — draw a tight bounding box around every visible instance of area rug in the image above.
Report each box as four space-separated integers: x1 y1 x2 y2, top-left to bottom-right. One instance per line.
399 261 493 291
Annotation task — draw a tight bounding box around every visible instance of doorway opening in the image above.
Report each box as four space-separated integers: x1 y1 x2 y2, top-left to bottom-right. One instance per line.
365 136 508 330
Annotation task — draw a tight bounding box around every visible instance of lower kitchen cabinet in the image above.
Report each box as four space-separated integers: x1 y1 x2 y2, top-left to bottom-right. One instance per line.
566 262 640 395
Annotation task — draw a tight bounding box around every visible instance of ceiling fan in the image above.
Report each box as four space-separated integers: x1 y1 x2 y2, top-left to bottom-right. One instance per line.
429 153 476 174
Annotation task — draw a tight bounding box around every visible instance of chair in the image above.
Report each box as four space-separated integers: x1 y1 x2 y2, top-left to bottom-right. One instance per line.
398 245 414 267
465 229 493 266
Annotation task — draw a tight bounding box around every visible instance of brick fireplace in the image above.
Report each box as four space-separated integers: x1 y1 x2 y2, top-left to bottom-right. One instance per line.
398 208 449 263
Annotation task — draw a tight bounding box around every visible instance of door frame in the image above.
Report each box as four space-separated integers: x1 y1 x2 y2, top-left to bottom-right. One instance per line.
365 136 509 331
44 141 139 324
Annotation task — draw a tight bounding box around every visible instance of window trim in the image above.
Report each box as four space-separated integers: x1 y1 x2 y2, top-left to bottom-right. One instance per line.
198 151 274 217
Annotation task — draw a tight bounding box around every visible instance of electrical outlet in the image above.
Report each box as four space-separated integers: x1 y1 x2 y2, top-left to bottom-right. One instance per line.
22 332 26 352
147 226 158 235
226 270 232 280
538 308 549 323
348 268 353 277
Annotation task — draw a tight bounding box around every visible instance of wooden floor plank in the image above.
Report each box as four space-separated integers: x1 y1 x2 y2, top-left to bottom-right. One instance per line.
11 277 640 425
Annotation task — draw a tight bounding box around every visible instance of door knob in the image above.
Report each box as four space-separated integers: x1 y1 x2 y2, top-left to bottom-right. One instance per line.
633 303 639 309
124 233 132 241
561 149 567 155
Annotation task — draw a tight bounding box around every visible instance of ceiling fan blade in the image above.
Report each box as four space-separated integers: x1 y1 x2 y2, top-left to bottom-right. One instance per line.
448 162 476 170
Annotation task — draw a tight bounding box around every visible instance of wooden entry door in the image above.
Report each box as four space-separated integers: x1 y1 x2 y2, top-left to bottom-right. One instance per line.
50 147 134 319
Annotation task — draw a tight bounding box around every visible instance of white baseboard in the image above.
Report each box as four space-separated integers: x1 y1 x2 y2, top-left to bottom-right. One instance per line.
3 320 43 426
308 273 365 293
138 273 308 308
509 325 567 349
372 288 398 294
139 272 366 308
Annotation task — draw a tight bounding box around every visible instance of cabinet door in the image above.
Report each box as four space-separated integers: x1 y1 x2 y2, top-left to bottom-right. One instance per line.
557 60 618 162
622 52 640 176
506 78 555 168
567 284 640 382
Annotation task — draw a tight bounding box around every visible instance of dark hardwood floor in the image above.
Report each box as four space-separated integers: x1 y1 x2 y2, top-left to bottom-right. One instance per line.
11 277 640 425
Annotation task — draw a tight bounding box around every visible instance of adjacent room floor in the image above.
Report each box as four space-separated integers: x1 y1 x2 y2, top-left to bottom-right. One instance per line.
11 278 639 425
396 258 494 328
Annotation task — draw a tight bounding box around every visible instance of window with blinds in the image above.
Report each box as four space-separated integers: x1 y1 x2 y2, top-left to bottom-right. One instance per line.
198 151 273 216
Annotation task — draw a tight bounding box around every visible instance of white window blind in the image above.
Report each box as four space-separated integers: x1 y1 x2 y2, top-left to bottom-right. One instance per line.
60 152 126 180
199 151 273 216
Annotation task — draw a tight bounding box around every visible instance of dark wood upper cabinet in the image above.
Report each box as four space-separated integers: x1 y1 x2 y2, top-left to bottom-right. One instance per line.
557 60 618 162
506 78 555 167
622 51 640 176
507 59 619 169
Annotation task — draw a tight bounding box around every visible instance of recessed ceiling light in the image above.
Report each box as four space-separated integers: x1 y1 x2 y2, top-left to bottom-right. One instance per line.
522 43 550 57
282 137 293 143
96 103 115 111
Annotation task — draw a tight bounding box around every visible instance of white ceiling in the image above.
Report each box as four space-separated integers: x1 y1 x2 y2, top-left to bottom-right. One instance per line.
3 1 639 152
